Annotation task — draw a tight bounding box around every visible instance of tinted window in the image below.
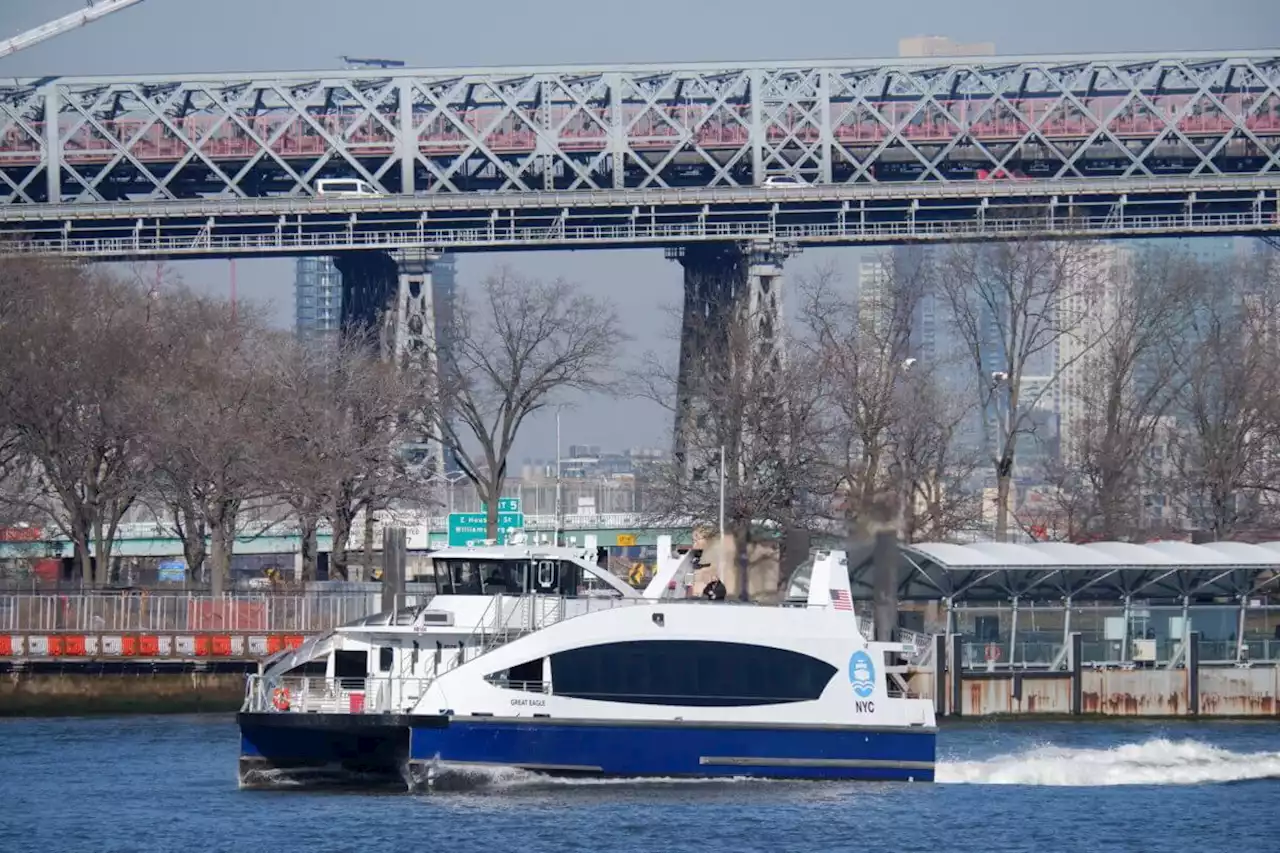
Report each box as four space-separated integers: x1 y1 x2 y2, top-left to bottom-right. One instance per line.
550 640 836 706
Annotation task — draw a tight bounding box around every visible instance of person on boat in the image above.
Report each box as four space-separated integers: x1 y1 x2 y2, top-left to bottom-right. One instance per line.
702 577 727 601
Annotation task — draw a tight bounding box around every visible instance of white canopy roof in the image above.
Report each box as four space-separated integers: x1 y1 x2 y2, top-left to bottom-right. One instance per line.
906 540 1280 569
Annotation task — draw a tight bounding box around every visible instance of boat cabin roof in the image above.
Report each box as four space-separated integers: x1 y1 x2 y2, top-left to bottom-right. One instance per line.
424 543 637 599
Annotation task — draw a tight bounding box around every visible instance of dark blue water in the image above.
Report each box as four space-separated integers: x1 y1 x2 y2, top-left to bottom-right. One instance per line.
1 715 1277 853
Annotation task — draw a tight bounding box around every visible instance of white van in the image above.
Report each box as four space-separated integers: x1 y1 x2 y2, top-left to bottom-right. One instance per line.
316 178 382 197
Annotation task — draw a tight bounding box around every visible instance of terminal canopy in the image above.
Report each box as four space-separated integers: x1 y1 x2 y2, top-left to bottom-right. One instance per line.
845 541 1280 604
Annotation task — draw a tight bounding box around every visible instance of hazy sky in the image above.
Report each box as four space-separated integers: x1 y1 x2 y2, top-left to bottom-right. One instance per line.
0 0 1272 461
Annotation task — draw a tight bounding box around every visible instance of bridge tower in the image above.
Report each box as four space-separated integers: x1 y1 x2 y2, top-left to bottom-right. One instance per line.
333 249 445 474
669 240 790 476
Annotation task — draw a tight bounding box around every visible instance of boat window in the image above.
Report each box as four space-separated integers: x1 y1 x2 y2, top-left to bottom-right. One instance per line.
434 559 536 595
558 561 581 597
549 640 836 706
486 656 546 692
434 560 481 595
378 647 393 673
479 560 529 595
334 650 367 681
282 660 326 677
785 559 814 602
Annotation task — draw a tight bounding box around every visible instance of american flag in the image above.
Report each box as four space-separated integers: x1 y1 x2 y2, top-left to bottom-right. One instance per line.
829 589 853 611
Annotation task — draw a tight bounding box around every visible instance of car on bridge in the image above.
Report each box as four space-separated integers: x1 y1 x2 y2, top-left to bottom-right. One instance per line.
762 174 807 188
316 179 382 198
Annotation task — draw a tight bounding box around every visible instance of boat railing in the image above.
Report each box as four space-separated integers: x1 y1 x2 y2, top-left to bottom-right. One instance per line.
241 674 435 715
485 678 550 693
454 593 637 663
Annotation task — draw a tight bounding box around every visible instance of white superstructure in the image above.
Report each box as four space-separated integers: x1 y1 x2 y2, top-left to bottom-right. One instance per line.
246 537 933 732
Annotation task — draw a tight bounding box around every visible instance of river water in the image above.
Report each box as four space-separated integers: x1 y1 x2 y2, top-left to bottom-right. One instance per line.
1 715 1277 853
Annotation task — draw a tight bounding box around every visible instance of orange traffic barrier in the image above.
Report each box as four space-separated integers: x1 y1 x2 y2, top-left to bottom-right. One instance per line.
0 636 11 656
64 635 87 656
48 636 64 656
211 635 232 656
266 635 285 654
284 635 305 650
139 635 160 656
194 636 211 657
121 636 139 656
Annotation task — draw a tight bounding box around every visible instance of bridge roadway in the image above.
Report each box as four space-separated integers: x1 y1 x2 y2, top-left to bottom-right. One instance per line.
0 49 1278 254
0 176 1277 257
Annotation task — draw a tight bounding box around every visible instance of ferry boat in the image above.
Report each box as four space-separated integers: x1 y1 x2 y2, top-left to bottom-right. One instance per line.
237 537 936 787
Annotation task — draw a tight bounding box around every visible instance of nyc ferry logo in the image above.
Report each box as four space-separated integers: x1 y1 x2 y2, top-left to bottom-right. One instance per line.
848 649 876 713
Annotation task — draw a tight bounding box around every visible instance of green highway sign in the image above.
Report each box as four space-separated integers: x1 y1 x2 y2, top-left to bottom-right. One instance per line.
481 498 522 513
447 511 525 547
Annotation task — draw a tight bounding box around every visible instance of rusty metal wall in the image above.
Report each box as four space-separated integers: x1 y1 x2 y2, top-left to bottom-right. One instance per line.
1081 669 1188 716
957 676 1073 716
925 666 1280 717
1199 668 1280 716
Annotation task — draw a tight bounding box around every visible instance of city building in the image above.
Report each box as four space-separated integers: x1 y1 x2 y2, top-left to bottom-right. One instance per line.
1055 242 1133 468
295 252 458 342
897 35 996 58
297 253 461 475
294 257 343 338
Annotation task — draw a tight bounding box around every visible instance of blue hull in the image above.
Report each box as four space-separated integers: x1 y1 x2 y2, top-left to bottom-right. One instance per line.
239 713 935 784
412 718 935 782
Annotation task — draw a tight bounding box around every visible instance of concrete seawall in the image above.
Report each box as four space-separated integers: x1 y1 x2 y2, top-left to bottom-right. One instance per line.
0 662 250 716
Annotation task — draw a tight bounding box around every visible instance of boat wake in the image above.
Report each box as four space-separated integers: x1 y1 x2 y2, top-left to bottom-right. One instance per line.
937 738 1280 786
412 763 770 793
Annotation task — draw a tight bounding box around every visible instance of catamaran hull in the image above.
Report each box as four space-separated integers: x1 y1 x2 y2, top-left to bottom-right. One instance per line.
238 713 936 785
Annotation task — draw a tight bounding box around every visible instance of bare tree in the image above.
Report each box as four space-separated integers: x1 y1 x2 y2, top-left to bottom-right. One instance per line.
143 290 276 595
799 253 934 537
887 369 984 542
1041 245 1201 540
1170 251 1280 539
637 284 829 600
264 332 430 580
0 259 160 586
433 268 622 538
939 238 1104 540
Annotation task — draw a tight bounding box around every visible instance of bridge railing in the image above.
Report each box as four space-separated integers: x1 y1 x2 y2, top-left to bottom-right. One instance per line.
0 591 389 634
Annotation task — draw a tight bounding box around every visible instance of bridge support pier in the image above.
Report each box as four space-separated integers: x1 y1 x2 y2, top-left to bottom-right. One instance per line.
670 240 789 474
333 249 443 473
334 249 437 366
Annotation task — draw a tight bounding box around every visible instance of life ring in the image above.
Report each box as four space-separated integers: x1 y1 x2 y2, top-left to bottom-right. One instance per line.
271 686 291 711
984 643 1003 662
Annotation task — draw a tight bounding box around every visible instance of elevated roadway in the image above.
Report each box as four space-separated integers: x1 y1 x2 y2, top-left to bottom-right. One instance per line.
0 175 1276 257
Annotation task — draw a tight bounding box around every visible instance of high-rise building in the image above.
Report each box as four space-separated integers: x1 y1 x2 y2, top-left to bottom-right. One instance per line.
295 253 458 341
295 253 461 474
1055 243 1133 467
294 256 343 338
898 35 996 58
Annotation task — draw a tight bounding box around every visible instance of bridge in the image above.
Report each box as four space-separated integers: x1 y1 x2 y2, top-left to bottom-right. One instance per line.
0 515 699 564
2 50 1277 450
0 51 1277 252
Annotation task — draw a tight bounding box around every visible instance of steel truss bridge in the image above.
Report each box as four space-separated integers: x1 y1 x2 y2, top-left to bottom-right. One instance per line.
0 50 1276 253
1 50 1279 203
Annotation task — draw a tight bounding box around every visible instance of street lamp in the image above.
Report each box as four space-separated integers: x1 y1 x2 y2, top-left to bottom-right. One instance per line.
428 471 469 516
990 371 1014 542
553 404 568 546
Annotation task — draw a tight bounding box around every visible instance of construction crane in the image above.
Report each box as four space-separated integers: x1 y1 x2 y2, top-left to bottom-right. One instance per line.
0 0 147 60
341 56 406 69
